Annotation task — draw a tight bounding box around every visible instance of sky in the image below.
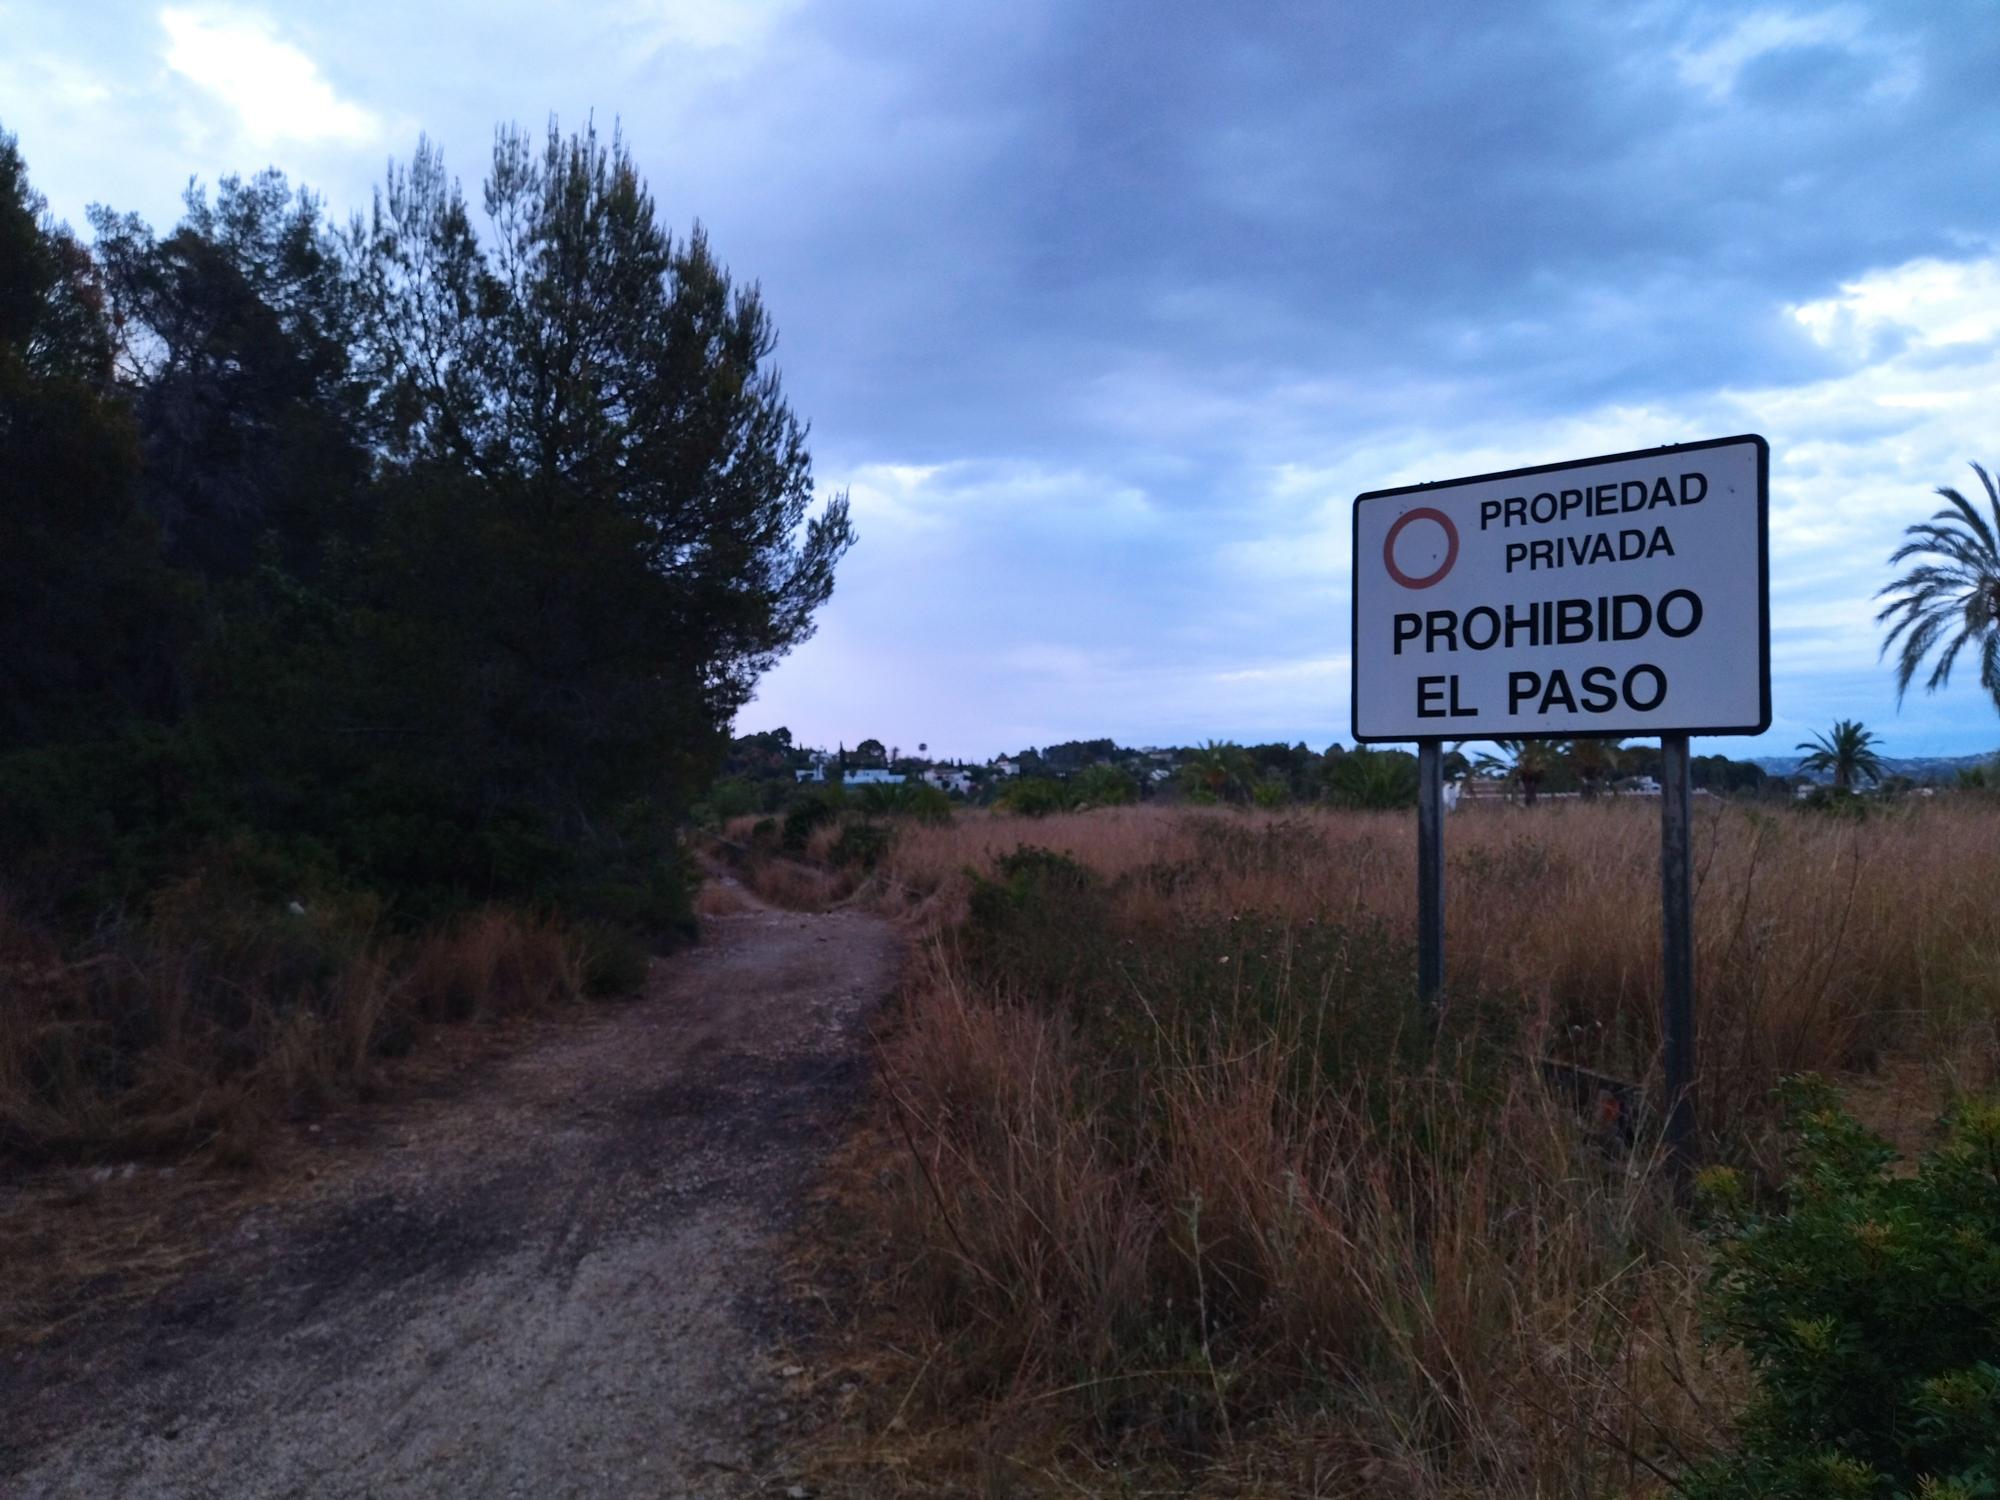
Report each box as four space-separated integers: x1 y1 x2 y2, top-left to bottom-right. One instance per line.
5 0 2000 764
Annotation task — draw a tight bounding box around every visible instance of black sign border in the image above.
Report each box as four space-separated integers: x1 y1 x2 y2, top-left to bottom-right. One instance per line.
1349 433 1771 744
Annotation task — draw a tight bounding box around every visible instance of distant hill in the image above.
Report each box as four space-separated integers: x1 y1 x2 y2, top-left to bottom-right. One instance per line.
1753 750 2000 784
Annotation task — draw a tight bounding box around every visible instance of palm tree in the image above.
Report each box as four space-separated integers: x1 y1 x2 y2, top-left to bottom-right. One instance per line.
1795 719 1884 792
1565 737 1623 798
1876 463 2000 711
1472 738 1560 805
1180 740 1251 803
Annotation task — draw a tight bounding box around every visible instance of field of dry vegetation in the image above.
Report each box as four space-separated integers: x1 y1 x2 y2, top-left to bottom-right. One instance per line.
0 884 651 1166
767 799 2000 1497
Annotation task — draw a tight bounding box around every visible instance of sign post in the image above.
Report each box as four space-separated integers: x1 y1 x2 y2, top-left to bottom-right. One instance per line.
1416 739 1444 1006
1660 731 1695 1169
1351 436 1770 1172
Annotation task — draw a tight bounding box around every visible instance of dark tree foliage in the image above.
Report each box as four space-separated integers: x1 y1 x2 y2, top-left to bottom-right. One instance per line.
0 123 853 934
1692 753 1769 795
1041 738 1120 771
0 133 169 755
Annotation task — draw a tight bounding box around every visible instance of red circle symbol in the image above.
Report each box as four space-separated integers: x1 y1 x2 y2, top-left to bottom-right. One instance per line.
1383 506 1458 589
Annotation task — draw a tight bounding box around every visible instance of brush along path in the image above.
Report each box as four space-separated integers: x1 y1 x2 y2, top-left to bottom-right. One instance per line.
3 889 896 1499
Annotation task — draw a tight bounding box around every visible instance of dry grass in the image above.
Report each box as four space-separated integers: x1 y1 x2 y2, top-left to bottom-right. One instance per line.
880 800 2000 1137
802 798 2000 1496
695 877 759 917
706 824 865 911
0 894 605 1167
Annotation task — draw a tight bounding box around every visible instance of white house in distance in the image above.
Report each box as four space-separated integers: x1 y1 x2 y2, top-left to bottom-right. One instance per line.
795 764 825 783
923 768 974 794
991 758 1020 777
845 768 906 786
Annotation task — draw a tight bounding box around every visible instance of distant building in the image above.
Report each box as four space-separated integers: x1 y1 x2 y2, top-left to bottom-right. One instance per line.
924 769 974 794
795 765 825 783
992 759 1021 777
845 768 906 786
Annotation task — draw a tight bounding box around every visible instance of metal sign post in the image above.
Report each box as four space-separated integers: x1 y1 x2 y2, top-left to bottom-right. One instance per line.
1416 739 1444 1007
1659 732 1696 1170
1349 437 1770 1176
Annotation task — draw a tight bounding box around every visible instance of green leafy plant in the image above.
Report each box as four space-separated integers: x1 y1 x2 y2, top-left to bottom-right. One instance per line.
781 796 838 852
994 777 1075 817
1684 1078 2000 1499
830 819 895 871
1071 763 1137 807
1322 746 1419 809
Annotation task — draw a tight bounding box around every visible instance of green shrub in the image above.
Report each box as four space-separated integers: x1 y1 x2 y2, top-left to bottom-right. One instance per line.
962 842 1508 1110
749 816 780 849
994 777 1074 816
1071 764 1137 807
853 781 953 824
1794 786 1871 818
575 921 652 997
1685 1078 2000 1500
830 819 895 871
902 783 954 825
782 796 837 852
697 776 765 823
1322 747 1418 809
963 845 1115 1008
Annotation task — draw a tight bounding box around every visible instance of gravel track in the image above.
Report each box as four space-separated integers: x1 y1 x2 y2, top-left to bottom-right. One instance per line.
2 893 896 1499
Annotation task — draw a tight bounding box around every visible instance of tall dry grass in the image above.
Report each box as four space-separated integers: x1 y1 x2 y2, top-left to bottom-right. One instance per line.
818 798 2000 1496
0 893 607 1165
881 800 2000 1139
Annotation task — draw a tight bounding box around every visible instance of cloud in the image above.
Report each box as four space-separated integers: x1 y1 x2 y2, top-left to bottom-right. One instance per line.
5 0 1996 757
619 0 805 53
1671 7 1915 102
1791 256 2000 356
160 7 381 146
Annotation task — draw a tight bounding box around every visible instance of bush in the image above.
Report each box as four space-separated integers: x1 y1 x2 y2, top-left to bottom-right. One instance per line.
962 845 1110 1001
1795 786 1871 818
1322 747 1418 809
1686 1078 2000 1499
697 776 767 823
853 781 953 824
902 783 955 825
574 921 652 997
962 842 1506 1100
994 777 1074 816
782 796 838 852
831 820 895 871
1071 764 1137 807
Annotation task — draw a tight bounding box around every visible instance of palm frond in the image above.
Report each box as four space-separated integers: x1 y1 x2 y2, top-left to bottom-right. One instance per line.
1875 462 2000 710
1936 475 2000 562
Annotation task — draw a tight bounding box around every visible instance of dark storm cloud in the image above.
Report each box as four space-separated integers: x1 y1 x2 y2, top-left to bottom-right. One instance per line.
732 0 2000 481
6 0 1999 754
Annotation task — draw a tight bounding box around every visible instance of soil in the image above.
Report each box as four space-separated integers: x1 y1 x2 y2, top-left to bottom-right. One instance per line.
0 881 898 1499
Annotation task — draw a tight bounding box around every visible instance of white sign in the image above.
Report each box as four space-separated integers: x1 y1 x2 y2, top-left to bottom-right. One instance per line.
1351 435 1769 741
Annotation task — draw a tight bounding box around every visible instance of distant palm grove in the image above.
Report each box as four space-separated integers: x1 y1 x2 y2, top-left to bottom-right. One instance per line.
0 120 852 939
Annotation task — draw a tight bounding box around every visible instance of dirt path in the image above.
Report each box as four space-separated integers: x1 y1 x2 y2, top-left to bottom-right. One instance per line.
2 889 897 1499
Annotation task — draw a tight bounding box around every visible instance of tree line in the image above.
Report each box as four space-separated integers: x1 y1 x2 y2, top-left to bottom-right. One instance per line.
0 121 852 935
